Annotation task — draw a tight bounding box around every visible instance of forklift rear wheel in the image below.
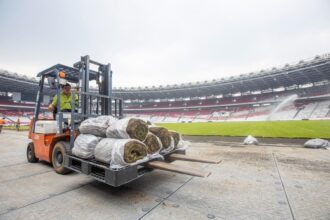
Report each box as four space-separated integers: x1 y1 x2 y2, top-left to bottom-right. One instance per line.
52 141 70 174
27 142 39 163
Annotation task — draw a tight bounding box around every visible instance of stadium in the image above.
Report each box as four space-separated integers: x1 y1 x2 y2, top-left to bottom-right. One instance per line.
1 53 329 138
1 1 330 219
1 49 330 220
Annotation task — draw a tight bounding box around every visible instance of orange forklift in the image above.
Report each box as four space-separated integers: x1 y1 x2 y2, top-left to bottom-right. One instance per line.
27 55 122 174
27 56 217 187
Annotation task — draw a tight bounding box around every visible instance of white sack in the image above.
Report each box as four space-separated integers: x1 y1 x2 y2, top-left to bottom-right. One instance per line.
304 139 330 149
72 134 101 159
79 115 117 137
244 135 259 145
106 117 131 139
177 139 190 150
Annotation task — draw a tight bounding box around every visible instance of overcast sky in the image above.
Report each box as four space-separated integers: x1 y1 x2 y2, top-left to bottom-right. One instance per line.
0 0 329 87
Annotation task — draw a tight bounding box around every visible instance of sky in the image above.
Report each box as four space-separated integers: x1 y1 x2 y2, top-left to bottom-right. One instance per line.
0 0 329 88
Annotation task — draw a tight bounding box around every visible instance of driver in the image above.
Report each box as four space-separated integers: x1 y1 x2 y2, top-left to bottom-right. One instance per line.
48 83 78 115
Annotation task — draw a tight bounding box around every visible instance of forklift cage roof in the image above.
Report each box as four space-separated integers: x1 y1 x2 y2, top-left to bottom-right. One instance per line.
37 64 98 83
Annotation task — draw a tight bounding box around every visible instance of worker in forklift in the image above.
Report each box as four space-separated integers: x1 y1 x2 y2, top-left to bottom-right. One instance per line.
48 83 78 118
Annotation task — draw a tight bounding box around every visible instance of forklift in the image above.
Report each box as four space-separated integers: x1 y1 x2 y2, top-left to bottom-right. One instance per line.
27 56 219 187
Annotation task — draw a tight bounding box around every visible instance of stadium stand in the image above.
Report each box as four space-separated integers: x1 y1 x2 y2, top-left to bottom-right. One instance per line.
0 53 329 123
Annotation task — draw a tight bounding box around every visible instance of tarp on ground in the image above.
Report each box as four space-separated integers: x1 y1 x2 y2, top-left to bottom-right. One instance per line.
244 135 259 145
304 138 330 149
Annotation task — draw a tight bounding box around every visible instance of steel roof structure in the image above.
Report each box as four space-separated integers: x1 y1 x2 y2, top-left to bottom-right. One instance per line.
0 53 329 101
0 69 40 98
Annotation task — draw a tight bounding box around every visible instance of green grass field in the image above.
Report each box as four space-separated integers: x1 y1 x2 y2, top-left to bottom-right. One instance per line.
157 120 330 139
3 125 29 131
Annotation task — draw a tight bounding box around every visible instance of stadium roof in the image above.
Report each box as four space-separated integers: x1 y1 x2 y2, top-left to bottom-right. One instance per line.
0 53 330 100
114 54 330 100
0 69 40 97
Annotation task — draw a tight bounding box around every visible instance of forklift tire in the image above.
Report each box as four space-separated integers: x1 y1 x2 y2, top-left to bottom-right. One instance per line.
27 142 39 163
52 141 70 174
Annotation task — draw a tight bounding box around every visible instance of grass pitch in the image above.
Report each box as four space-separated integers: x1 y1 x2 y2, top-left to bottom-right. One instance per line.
3 125 29 131
158 120 330 139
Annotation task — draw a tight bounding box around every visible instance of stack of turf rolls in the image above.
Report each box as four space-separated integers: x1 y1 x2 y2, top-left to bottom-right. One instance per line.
148 126 182 153
99 117 150 167
72 116 184 168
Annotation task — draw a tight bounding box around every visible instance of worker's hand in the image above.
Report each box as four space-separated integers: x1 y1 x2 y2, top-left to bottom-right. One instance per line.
48 104 54 112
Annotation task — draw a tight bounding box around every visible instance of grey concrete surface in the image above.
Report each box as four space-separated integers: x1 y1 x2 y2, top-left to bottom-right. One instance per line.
0 130 329 220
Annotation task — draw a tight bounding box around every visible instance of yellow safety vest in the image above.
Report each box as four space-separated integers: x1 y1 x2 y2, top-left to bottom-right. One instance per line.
51 92 78 111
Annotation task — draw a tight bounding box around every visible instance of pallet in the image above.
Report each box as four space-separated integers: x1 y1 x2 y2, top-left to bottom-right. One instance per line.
64 148 186 187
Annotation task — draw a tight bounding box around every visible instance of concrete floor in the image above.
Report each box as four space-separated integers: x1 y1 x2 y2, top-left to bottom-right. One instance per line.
0 130 329 220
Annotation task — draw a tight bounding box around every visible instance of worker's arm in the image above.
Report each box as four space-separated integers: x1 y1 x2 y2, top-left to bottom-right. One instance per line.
48 95 57 111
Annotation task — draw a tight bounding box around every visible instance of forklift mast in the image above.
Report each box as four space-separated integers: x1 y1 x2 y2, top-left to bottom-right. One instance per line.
74 55 113 116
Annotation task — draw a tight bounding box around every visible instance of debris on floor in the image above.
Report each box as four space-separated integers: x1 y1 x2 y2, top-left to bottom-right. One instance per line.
243 135 259 145
303 138 330 149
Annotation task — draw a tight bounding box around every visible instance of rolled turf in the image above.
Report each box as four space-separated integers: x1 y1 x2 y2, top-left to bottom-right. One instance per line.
143 132 162 154
126 118 149 141
169 131 181 146
148 126 172 148
123 140 148 163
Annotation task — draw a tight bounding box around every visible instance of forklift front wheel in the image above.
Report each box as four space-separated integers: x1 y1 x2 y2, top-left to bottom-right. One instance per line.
52 141 70 174
27 142 39 163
